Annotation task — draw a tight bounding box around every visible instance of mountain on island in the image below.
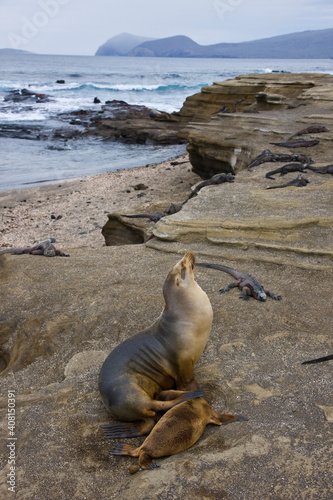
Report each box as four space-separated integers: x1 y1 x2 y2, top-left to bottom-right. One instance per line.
128 35 201 57
0 48 35 55
95 28 333 59
95 32 156 56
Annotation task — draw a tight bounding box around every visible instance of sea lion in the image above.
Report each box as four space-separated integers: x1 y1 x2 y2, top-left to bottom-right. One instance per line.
109 397 245 471
99 252 213 438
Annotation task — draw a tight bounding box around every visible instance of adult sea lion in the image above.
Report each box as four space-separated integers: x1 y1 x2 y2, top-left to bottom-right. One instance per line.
109 397 245 471
99 252 213 438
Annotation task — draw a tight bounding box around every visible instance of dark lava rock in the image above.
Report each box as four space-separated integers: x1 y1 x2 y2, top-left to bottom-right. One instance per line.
4 88 51 103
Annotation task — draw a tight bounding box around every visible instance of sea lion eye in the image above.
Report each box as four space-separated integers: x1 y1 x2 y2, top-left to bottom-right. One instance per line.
176 278 180 286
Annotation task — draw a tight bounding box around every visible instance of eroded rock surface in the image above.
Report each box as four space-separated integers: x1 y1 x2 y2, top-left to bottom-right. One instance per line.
178 73 333 178
147 163 333 270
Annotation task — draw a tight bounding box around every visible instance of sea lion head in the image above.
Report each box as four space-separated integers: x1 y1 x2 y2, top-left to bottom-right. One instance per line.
162 252 213 364
162 252 212 317
163 252 196 299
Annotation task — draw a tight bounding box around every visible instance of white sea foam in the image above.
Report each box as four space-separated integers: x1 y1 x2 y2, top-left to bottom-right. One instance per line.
1 54 332 190
0 110 46 121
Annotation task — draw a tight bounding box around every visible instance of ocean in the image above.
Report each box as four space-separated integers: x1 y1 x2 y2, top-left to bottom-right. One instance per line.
0 53 332 191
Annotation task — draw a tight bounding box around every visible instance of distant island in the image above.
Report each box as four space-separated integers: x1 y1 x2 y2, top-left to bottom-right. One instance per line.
0 48 35 55
95 28 333 59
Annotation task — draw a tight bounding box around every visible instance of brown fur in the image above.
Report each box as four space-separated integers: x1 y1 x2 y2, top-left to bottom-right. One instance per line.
109 397 241 470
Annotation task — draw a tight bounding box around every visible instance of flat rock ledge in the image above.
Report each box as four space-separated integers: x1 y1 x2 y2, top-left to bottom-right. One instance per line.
147 164 333 271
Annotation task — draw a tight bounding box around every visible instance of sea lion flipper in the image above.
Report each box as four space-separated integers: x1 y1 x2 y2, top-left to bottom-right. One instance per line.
102 418 155 439
220 414 248 425
109 443 138 457
149 389 204 413
158 389 200 401
172 389 204 404
138 451 159 470
210 413 247 426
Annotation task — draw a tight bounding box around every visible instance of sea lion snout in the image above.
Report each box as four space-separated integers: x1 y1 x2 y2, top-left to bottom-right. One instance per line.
175 252 196 285
183 251 195 269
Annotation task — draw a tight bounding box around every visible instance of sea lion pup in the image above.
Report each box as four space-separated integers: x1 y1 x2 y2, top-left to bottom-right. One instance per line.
109 397 245 471
99 252 213 438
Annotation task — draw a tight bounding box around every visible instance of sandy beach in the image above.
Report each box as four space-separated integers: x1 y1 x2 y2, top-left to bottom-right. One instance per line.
0 152 199 250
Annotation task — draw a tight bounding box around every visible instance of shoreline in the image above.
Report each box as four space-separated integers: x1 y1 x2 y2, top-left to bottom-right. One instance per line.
0 152 199 250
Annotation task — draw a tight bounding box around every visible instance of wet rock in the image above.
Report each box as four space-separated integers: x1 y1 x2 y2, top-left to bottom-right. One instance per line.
84 99 186 145
4 88 51 103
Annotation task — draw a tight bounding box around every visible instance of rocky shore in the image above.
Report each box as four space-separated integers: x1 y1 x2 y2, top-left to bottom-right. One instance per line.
0 73 332 500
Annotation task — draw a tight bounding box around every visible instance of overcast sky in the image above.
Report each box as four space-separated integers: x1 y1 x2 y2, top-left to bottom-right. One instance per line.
1 0 333 55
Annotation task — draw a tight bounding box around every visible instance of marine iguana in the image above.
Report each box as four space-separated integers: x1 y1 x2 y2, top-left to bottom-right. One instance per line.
306 164 333 175
164 203 182 215
247 149 313 170
302 354 333 365
0 238 69 257
182 173 235 205
265 163 307 180
197 262 282 301
284 125 329 143
121 203 182 223
266 174 310 190
121 213 165 223
270 139 319 148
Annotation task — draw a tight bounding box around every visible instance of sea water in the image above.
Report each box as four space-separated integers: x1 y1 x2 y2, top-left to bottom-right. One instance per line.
0 53 332 191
